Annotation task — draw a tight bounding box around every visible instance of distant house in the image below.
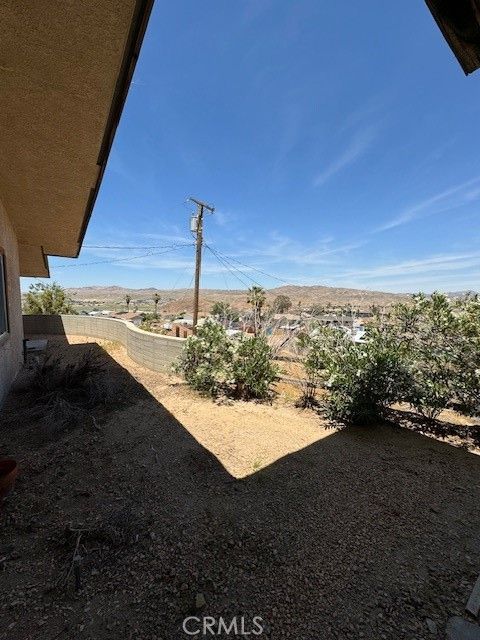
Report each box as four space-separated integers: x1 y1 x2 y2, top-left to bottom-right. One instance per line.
317 314 354 329
173 314 194 326
110 311 144 327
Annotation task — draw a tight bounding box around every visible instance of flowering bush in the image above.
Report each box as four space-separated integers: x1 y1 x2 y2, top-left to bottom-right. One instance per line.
311 293 480 424
178 294 480 421
175 320 234 396
176 320 277 400
310 326 408 424
388 293 480 419
232 335 279 400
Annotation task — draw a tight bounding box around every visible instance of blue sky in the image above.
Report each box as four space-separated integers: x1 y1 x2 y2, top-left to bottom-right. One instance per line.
24 1 480 293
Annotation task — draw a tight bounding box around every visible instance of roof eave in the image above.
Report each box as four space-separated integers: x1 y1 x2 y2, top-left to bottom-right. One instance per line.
425 0 480 75
75 0 155 257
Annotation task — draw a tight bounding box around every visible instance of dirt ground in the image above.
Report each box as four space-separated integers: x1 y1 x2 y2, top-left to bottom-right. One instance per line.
1 335 480 639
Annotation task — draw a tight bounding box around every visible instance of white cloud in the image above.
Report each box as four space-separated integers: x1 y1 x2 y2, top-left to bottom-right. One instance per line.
137 231 192 244
314 251 480 293
226 232 363 268
313 125 377 187
376 175 480 232
212 210 237 228
335 251 480 279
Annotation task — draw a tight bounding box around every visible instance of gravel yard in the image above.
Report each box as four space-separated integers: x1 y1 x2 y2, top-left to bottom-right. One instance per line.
1 336 480 639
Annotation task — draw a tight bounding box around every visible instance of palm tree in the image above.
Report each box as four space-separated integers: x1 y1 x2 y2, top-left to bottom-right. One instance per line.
153 293 161 317
125 294 131 311
247 286 266 335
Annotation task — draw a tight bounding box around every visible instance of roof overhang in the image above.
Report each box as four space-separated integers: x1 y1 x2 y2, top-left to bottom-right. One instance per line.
0 0 154 277
425 0 480 74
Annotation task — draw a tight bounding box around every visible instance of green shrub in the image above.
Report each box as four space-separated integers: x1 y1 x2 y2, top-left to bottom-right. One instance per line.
386 293 480 419
296 331 325 408
450 295 480 416
313 326 408 424
233 335 279 400
175 320 234 396
176 320 277 400
387 294 454 419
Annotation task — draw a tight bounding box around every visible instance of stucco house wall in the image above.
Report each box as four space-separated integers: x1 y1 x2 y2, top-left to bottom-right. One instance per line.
0 198 23 406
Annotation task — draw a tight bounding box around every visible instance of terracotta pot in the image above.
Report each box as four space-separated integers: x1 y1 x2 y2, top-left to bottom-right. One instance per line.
0 459 18 500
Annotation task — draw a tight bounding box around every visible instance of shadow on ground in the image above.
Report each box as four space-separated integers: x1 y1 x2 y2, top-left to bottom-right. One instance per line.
387 407 480 450
1 338 480 639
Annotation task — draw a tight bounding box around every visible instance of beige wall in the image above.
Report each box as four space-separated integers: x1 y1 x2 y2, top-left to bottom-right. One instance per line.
0 198 23 406
23 315 186 372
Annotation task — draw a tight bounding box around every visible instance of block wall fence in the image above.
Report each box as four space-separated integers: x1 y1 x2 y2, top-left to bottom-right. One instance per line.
23 314 186 372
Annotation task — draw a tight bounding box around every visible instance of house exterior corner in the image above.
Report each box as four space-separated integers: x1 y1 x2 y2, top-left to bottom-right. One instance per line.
0 198 23 406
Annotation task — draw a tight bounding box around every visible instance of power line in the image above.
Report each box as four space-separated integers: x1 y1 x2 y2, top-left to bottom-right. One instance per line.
53 243 193 269
206 244 263 287
172 274 195 307
210 246 291 285
219 256 231 291
205 245 253 289
167 264 192 293
83 244 191 250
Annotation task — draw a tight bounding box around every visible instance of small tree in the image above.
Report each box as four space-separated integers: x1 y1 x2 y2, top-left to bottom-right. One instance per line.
23 282 76 315
272 294 292 314
125 294 131 311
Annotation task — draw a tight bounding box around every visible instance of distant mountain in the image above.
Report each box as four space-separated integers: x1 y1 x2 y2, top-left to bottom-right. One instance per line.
66 284 412 314
446 290 478 299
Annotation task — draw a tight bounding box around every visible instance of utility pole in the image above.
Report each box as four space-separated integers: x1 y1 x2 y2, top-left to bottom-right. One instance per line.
189 197 214 331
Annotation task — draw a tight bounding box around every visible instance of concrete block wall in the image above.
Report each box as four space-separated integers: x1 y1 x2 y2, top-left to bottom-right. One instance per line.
23 314 185 372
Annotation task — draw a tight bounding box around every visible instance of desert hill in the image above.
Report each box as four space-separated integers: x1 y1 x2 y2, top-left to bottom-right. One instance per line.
65 284 412 314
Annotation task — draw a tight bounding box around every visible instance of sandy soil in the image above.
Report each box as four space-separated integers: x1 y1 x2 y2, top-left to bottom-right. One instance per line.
1 335 480 639
86 339 325 480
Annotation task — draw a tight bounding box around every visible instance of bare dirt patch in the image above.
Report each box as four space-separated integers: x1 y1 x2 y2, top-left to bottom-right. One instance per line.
1 335 480 639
